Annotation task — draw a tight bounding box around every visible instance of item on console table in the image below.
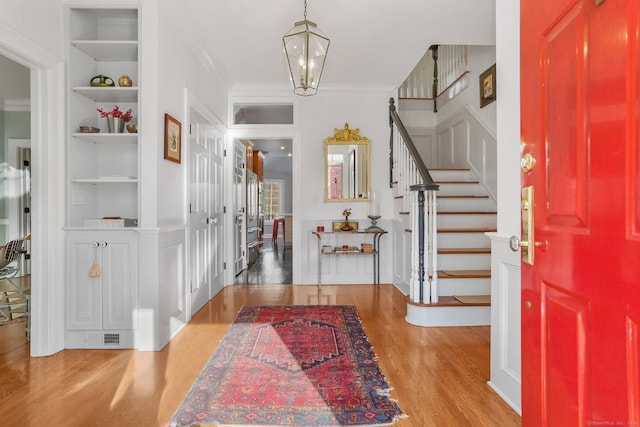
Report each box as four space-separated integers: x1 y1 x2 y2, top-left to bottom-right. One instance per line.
321 245 334 254
340 208 354 231
334 246 360 254
361 243 374 253
366 214 383 232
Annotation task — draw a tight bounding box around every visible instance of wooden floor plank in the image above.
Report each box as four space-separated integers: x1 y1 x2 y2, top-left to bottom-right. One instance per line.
0 284 521 426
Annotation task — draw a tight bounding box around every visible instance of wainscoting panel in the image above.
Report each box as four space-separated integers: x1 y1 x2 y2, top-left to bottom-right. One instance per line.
488 233 522 414
436 106 497 200
392 219 410 295
301 219 392 285
407 127 438 169
137 227 187 351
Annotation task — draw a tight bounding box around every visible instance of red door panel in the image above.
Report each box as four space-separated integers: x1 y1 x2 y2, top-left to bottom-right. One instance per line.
542 282 589 426
521 0 640 425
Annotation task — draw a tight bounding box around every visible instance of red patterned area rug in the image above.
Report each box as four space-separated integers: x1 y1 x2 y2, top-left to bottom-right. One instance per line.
170 305 403 427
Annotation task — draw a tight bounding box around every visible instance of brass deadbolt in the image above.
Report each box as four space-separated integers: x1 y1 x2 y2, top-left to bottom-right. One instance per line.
521 153 537 173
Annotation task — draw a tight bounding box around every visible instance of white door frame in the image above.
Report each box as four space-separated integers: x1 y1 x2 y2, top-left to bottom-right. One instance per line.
227 128 302 283
0 23 65 357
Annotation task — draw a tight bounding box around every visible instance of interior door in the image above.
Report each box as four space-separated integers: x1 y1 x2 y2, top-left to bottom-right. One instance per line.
189 109 212 314
233 140 246 275
329 164 342 199
520 0 640 425
209 125 225 297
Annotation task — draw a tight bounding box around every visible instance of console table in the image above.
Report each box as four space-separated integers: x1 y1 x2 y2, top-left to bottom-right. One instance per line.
312 229 387 285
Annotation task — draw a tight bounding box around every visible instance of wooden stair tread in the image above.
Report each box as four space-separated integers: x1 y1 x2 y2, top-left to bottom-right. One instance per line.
405 228 496 233
438 228 496 233
406 295 490 307
438 269 491 278
438 248 490 254
438 195 489 199
438 211 497 215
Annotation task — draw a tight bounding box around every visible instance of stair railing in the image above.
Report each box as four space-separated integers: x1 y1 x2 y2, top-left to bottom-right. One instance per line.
398 45 469 112
389 98 440 304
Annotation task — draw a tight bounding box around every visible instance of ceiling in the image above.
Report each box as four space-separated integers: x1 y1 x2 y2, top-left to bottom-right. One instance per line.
175 0 496 91
244 138 293 175
1 2 496 103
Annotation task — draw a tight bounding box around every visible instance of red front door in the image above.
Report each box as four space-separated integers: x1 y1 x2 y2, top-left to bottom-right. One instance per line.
329 163 343 199
521 0 640 425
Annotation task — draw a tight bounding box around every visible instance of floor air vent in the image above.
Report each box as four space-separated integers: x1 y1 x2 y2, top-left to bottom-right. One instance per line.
104 333 120 345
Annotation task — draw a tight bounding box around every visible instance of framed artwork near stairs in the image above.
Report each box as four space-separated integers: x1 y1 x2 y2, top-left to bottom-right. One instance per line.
479 63 496 108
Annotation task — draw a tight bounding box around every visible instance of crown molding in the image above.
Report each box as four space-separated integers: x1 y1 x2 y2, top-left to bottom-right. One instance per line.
230 83 396 99
1 98 30 112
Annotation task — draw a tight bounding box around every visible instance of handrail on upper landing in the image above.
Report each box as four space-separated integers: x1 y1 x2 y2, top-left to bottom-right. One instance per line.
388 98 439 192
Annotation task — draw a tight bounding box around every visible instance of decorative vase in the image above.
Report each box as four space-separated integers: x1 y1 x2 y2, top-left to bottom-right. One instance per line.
118 75 132 87
340 216 354 231
106 116 125 133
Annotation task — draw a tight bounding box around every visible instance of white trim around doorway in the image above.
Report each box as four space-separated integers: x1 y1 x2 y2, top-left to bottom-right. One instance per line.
0 21 65 357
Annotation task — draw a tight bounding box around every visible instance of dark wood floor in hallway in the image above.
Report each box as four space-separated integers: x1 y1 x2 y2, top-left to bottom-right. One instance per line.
235 242 292 285
0 284 520 426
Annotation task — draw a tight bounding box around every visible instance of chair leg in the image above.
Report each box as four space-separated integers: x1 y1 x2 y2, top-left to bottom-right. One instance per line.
272 220 278 244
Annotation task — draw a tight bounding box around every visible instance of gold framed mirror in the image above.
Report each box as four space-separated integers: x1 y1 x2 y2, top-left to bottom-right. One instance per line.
324 123 370 202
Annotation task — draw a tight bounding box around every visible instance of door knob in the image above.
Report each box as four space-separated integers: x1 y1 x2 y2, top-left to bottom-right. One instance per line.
207 217 218 224
509 235 524 251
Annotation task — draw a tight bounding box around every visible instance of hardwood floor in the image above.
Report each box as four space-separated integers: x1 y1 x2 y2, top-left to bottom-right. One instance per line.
0 284 521 426
235 243 292 285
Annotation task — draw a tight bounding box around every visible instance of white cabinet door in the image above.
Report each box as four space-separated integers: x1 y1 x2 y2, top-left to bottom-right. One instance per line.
66 232 138 331
101 235 138 330
66 237 102 330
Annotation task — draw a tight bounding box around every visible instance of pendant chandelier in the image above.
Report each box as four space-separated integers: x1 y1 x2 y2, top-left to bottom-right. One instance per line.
282 0 330 96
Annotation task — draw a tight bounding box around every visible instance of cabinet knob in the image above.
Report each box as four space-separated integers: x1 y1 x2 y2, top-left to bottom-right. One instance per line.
100 242 108 248
93 242 99 248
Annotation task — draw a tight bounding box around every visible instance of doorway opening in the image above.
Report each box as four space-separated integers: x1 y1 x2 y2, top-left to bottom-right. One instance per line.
234 137 293 285
0 53 31 355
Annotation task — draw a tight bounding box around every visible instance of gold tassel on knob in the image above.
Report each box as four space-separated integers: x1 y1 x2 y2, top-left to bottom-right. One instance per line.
89 261 101 277
89 243 101 277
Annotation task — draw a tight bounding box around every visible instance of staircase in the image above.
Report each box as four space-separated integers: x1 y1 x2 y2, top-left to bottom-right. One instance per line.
402 168 495 326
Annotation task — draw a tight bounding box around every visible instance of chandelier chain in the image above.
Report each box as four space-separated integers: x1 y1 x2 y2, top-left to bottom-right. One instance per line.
304 0 307 20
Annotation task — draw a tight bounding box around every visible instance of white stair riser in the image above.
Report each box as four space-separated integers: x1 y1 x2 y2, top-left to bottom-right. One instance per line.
436 182 487 196
437 253 491 270
438 232 491 248
436 277 491 296
406 304 490 326
437 197 496 212
438 213 496 228
430 170 474 182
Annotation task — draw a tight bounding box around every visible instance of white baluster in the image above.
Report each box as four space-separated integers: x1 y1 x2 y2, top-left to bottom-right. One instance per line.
429 190 438 304
410 191 419 303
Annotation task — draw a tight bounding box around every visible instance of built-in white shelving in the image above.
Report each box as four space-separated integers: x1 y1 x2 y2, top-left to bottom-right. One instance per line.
66 6 141 229
65 5 141 350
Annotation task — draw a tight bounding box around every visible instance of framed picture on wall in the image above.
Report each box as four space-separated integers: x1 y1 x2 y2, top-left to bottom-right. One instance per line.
164 113 182 163
479 63 496 108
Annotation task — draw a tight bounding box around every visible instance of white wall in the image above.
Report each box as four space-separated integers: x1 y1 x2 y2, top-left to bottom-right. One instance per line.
2 0 64 58
297 89 394 284
136 0 230 350
264 160 293 214
155 2 227 228
438 45 497 135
